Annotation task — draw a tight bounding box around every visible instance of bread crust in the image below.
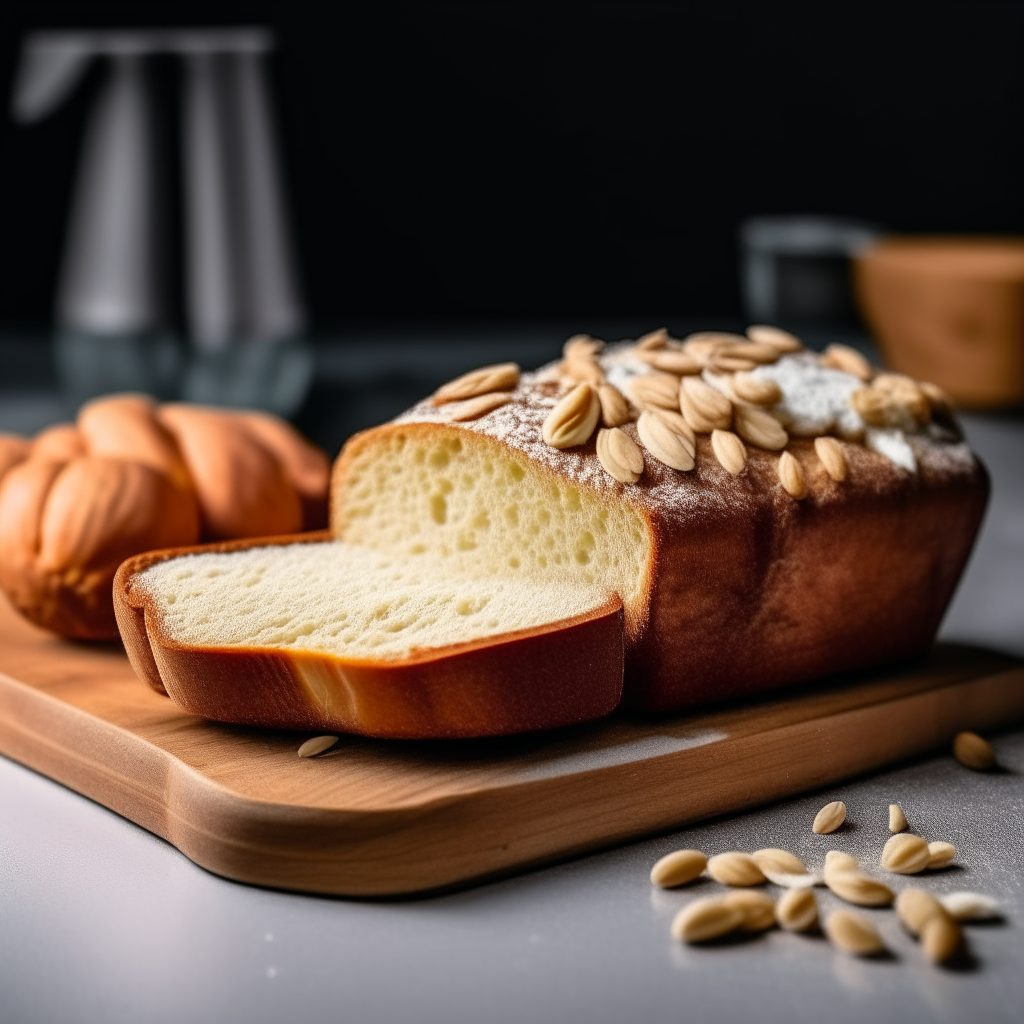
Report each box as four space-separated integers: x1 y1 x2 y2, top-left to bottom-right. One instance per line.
333 372 989 713
113 534 625 739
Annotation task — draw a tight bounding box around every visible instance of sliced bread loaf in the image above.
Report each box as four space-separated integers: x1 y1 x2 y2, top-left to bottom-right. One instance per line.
114 534 624 738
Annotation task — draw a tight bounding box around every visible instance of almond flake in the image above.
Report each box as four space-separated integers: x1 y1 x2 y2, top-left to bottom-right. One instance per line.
746 325 803 353
821 343 873 381
680 376 732 432
542 383 600 449
636 411 695 471
734 404 788 450
448 392 513 421
596 428 644 484
778 451 807 499
597 383 632 427
711 429 747 475
432 363 520 405
626 372 681 411
731 373 782 406
814 436 848 481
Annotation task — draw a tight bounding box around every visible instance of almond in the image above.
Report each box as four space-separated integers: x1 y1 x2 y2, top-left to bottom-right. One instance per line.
680 376 733 432
821 343 873 381
825 910 885 955
895 888 945 935
953 730 995 770
650 849 707 888
926 841 956 870
723 890 776 932
637 350 703 376
888 803 907 833
939 892 1000 921
746 325 803 353
563 334 603 359
812 800 846 834
671 898 743 943
730 373 782 406
596 428 644 484
778 451 807 499
297 735 339 758
752 849 807 876
432 363 520 405
647 409 696 454
562 356 605 386
824 851 859 876
825 870 894 907
776 888 818 932
636 411 696 472
706 852 766 887
542 383 601 449
734 404 788 450
850 374 930 431
880 833 930 874
814 436 847 482
627 372 682 411
636 328 669 351
597 383 632 428
922 914 962 964
711 430 747 475
682 332 746 365
448 392 514 421
725 342 782 365
708 355 758 374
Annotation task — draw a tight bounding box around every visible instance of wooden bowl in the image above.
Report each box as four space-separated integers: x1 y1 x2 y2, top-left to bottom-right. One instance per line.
855 237 1024 406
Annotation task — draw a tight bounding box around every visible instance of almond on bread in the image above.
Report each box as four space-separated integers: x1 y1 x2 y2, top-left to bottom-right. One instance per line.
114 535 624 738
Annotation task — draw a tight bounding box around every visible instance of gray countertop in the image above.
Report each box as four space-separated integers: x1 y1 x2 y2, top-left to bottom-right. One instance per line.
0 346 1022 1024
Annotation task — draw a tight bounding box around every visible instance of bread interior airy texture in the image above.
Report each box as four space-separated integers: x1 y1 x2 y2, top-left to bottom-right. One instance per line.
333 426 651 635
137 541 615 660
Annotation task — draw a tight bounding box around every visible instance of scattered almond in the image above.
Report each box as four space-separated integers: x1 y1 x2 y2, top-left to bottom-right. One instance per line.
682 332 746 365
723 890 776 932
953 730 995 771
825 910 885 955
650 849 707 888
636 411 696 472
731 373 782 406
776 888 818 932
814 436 847 482
725 342 782 365
821 343 872 381
297 735 339 758
711 429 747 475
778 451 808 499
888 803 907 833
825 870 894 907
940 892 1000 921
636 328 669 351
596 428 644 484
563 334 603 359
746 325 803 353
761 870 822 889
922 913 962 964
562 356 605 386
596 383 631 427
706 852 767 887
926 841 956 870
734 404 788 450
752 849 807 876
850 374 930 432
542 383 601 449
680 376 733 432
448 391 513 421
895 889 945 935
627 372 683 411
880 833 930 874
671 897 743 943
647 409 696 454
812 800 846 834
638 350 703 376
824 851 859 874
873 373 931 424
432 363 520 405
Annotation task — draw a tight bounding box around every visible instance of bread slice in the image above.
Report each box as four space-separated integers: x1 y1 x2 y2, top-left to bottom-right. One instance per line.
113 533 624 738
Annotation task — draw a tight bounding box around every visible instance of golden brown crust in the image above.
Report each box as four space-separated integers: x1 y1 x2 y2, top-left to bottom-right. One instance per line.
114 533 624 738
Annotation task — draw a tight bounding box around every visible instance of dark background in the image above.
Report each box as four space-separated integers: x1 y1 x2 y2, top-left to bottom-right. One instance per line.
3 1 1024 330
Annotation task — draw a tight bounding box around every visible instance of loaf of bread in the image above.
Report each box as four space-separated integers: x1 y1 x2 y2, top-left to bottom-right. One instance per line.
0 395 329 640
332 328 987 712
113 535 624 738
116 326 987 734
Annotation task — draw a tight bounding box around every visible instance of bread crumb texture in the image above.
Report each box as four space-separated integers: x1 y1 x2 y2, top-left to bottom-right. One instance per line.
335 428 649 633
138 542 613 660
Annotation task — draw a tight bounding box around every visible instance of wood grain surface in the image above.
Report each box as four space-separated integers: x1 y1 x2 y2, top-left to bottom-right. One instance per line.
0 594 1022 897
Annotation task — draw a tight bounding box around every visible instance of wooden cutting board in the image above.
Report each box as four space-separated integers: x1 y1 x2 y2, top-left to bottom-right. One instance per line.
1 594 1022 897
